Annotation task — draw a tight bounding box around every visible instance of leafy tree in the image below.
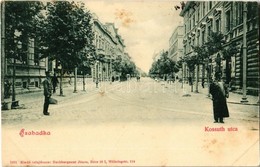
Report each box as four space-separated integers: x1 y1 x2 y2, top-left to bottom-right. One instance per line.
112 55 123 74
5 1 43 106
35 1 95 95
222 42 239 84
5 1 43 61
205 32 225 55
38 1 95 70
149 51 178 78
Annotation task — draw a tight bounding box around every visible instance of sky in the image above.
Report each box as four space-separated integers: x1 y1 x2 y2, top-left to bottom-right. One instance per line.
83 0 184 73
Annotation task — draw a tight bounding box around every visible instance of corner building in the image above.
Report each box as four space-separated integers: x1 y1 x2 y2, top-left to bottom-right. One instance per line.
180 1 259 94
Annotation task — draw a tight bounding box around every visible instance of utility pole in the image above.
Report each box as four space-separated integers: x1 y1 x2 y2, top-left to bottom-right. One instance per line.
241 2 248 103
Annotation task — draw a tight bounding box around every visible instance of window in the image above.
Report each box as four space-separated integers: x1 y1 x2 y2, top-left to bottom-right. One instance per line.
202 30 205 44
216 19 221 32
197 9 199 23
247 2 258 20
202 2 205 16
226 10 231 32
208 25 211 37
193 15 196 26
209 1 212 9
190 19 192 31
237 2 243 25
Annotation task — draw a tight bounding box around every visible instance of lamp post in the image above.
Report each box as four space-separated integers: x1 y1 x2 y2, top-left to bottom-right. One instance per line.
96 60 99 88
82 61 87 92
241 2 248 103
59 65 64 96
206 58 211 97
11 40 22 109
73 66 77 93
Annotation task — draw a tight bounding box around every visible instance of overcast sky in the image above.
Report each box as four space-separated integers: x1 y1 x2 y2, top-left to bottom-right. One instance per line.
84 0 183 73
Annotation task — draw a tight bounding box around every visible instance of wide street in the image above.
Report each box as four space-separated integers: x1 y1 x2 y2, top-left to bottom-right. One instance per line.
2 77 259 166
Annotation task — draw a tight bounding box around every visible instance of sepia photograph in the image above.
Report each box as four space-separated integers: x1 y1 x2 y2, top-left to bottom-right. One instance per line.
1 0 259 166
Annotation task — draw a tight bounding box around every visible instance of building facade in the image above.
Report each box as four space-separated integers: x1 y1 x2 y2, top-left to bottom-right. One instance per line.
180 1 259 93
168 25 184 62
91 14 126 82
168 24 184 79
4 38 47 95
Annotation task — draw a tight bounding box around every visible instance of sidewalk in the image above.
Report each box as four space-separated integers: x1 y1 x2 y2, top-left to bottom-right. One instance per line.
162 81 259 106
182 82 259 106
2 79 102 110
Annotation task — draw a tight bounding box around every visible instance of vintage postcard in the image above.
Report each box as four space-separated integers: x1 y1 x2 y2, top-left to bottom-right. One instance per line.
1 0 259 166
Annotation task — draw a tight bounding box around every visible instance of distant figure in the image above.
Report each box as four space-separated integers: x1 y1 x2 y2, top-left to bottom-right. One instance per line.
136 76 140 82
201 78 205 88
209 78 229 123
42 71 52 116
188 76 193 85
167 74 173 84
51 73 59 93
4 80 11 98
112 76 115 82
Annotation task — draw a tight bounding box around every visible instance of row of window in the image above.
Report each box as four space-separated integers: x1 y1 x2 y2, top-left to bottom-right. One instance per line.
183 2 258 55
185 2 257 35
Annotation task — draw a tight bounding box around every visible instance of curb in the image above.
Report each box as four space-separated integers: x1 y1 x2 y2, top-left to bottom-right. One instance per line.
227 101 259 106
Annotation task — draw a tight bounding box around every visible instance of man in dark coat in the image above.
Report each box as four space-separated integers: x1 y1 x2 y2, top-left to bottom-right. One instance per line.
209 78 229 123
43 71 52 116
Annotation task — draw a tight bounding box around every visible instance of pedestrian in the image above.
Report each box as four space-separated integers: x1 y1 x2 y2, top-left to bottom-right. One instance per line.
209 77 229 123
201 78 205 88
136 75 140 82
188 76 192 85
112 76 115 82
42 71 52 116
51 73 59 93
4 79 11 98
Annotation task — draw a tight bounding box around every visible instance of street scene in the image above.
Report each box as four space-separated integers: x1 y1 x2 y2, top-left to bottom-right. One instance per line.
1 1 259 167
2 78 259 166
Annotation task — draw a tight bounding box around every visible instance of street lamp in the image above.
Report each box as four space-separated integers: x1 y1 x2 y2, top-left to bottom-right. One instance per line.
82 61 87 92
73 66 77 93
96 60 99 88
241 2 248 103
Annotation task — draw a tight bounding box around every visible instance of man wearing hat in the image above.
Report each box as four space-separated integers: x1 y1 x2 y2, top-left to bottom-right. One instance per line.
42 71 52 115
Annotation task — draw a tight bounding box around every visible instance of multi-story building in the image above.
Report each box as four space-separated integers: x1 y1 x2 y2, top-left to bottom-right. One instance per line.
4 38 47 94
91 14 126 82
168 24 184 79
168 24 184 62
4 13 127 97
180 1 259 94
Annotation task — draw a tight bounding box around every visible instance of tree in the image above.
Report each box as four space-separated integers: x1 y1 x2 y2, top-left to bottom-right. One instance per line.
191 45 209 92
204 32 226 80
5 1 43 61
5 1 43 108
38 1 95 70
149 51 178 79
222 42 239 84
38 1 95 95
181 54 197 92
